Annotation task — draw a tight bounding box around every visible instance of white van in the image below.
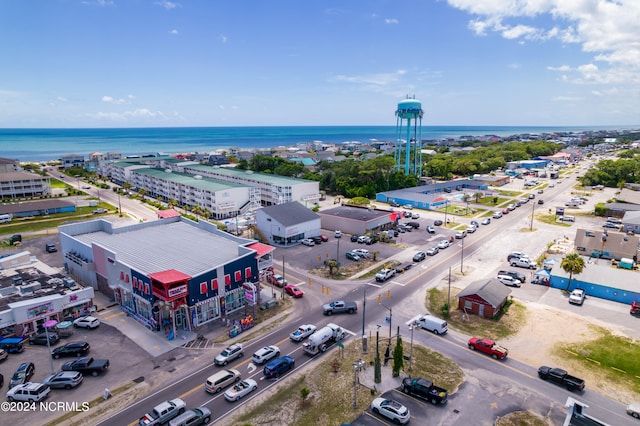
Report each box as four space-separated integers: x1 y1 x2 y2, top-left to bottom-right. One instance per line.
0 213 13 223
204 369 240 394
415 314 448 335
560 215 575 222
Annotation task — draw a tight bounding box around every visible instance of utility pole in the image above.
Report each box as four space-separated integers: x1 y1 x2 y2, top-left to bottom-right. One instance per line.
361 288 367 354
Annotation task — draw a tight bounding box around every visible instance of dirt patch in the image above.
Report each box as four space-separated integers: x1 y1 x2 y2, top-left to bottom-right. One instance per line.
501 301 640 403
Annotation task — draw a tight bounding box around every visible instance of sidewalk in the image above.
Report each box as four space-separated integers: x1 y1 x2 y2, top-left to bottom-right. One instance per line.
93 290 291 358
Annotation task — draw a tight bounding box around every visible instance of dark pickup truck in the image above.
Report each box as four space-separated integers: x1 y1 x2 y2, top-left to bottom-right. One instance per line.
538 366 585 392
61 356 110 377
401 377 448 404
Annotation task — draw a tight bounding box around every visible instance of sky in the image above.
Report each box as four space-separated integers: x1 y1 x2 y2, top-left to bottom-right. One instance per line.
1 0 639 128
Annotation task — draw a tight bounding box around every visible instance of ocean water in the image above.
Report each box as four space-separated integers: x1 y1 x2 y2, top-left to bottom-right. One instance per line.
0 125 629 162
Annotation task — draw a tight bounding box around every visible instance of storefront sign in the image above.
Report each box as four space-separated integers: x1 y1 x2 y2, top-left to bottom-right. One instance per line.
243 282 256 305
168 285 187 298
27 302 54 319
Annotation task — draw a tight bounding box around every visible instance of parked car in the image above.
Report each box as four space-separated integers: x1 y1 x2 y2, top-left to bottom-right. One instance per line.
497 274 522 287
268 273 287 287
9 362 35 388
437 240 450 249
406 221 420 229
320 235 328 242
569 288 586 305
352 248 370 258
252 345 280 365
455 230 467 239
426 225 436 234
311 236 323 244
470 220 480 228
498 270 526 283
481 217 491 225
413 251 426 262
334 230 342 238
224 378 258 402
493 211 503 219
300 238 315 246
45 243 57 253
214 344 244 366
345 251 361 261
42 371 83 389
538 199 544 205
426 246 439 256
73 316 100 329
507 252 528 262
350 234 359 242
284 285 304 298
370 397 410 424
603 222 620 229
502 208 510 214
357 235 368 244
29 331 59 345
510 257 537 269
52 341 91 359
433 219 443 226
466 225 476 233
411 212 420 219
6 382 50 402
0 348 8 362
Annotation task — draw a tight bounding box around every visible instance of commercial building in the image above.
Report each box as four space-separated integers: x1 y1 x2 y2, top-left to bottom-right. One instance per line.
255 201 321 246
59 217 275 333
0 252 94 337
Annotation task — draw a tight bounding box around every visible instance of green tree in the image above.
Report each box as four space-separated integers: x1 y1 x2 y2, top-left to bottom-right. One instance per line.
473 192 483 203
561 252 586 291
392 335 404 378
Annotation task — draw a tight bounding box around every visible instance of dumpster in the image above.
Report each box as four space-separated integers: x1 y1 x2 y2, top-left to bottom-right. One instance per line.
55 321 74 338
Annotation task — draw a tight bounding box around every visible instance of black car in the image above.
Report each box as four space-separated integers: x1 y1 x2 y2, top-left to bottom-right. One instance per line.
538 199 544 205
9 362 35 388
433 220 443 226
406 221 420 229
29 332 59 346
389 200 399 207
0 372 3 388
413 251 426 262
350 234 359 242
311 236 323 244
498 270 527 283
52 341 91 359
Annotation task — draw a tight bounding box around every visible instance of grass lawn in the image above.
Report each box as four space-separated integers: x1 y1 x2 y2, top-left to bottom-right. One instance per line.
428 288 528 340
230 340 464 426
553 326 640 395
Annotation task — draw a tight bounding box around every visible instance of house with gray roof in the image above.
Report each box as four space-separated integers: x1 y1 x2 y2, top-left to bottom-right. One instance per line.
456 278 511 318
255 201 321 247
622 211 640 235
574 228 639 260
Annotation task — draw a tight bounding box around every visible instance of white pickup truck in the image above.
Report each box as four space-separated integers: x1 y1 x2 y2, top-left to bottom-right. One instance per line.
569 289 586 305
375 268 396 282
509 257 537 270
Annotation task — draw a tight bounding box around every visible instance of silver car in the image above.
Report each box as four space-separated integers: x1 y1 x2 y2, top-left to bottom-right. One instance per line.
214 343 244 366
42 371 83 389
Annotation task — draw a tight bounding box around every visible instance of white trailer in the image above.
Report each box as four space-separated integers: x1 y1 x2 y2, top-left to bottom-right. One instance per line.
302 323 346 355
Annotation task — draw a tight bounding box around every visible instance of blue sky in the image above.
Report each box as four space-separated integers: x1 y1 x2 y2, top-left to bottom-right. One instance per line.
1 0 639 128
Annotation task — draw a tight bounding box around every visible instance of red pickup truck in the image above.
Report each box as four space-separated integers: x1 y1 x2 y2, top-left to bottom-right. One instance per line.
468 337 509 360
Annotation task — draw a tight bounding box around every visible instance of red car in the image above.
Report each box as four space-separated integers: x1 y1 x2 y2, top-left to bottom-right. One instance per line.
468 337 508 360
631 301 640 316
284 285 304 298
320 235 329 242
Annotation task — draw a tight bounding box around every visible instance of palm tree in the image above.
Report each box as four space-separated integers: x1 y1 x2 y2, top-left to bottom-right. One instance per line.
561 252 586 291
474 192 483 203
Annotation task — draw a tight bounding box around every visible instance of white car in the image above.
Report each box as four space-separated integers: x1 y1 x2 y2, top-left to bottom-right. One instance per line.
224 378 258 402
437 239 450 249
497 275 522 288
300 238 315 246
73 316 100 329
352 248 370 258
481 217 491 225
370 397 410 424
252 345 280 365
569 288 586 305
290 324 317 342
493 211 503 219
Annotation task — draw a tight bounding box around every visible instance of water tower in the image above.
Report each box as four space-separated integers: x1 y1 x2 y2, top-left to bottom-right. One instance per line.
394 96 423 176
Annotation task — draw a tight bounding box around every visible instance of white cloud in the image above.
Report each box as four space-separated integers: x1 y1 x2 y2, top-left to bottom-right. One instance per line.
385 18 399 24
154 1 180 10
552 95 583 102
547 65 571 72
56 96 68 102
102 95 129 104
87 108 167 122
448 0 640 86
169 29 178 35
81 0 114 6
219 34 228 44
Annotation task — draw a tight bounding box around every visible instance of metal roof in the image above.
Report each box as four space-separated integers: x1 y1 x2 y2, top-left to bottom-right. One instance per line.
72 220 253 276
186 164 311 185
261 201 320 227
317 205 393 222
135 168 245 191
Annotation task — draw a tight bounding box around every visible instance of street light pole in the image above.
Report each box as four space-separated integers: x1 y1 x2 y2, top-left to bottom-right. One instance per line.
444 200 448 228
408 324 414 372
530 199 535 231
361 288 367 354
460 233 465 274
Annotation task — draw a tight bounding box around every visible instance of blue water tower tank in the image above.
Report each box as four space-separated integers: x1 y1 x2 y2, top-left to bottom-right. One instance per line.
396 99 422 119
